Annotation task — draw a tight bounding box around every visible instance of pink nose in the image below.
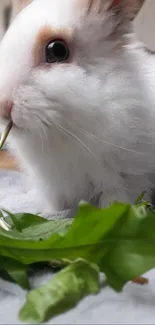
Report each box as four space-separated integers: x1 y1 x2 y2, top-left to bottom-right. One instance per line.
1 101 13 119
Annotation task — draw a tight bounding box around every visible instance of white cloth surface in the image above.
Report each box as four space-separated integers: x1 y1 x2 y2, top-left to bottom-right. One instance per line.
0 169 155 324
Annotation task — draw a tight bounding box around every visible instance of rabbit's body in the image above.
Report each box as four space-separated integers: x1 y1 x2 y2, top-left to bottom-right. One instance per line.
0 0 155 212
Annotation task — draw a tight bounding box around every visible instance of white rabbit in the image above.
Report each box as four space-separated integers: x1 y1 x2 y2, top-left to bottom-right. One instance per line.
0 0 155 213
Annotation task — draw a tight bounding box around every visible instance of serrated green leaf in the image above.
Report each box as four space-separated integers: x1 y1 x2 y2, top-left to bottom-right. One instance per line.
19 259 100 324
0 202 127 264
1 201 155 295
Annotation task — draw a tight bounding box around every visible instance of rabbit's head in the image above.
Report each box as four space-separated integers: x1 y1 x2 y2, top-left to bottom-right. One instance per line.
0 0 144 140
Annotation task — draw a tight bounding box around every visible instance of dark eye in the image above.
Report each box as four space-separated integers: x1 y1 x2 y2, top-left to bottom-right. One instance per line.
45 39 70 63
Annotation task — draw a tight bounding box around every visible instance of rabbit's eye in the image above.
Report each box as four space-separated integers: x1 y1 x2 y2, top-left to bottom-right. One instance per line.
45 39 69 63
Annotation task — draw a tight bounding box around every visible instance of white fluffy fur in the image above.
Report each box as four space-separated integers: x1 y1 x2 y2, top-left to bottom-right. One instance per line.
0 0 155 212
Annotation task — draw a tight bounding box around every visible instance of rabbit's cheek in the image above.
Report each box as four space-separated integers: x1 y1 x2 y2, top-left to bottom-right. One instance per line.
11 82 50 130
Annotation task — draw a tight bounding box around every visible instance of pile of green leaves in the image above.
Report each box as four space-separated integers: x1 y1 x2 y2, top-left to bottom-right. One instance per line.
0 193 155 324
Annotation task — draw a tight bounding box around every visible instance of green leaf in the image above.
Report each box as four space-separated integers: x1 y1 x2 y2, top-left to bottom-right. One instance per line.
0 256 30 289
134 191 146 204
1 201 155 294
0 211 4 219
4 211 49 231
4 199 155 323
3 210 22 232
21 217 72 240
0 202 127 264
100 205 155 291
19 259 100 324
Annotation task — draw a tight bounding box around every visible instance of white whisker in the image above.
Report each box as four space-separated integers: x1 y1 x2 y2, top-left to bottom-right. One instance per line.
50 120 100 162
40 120 48 143
34 116 45 152
53 112 146 156
79 129 146 156
34 112 99 162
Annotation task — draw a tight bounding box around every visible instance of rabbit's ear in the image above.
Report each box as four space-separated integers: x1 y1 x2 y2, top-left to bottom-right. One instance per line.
11 0 32 18
78 0 144 21
113 0 145 21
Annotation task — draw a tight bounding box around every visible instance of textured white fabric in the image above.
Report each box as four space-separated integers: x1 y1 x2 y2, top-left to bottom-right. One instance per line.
0 169 155 324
